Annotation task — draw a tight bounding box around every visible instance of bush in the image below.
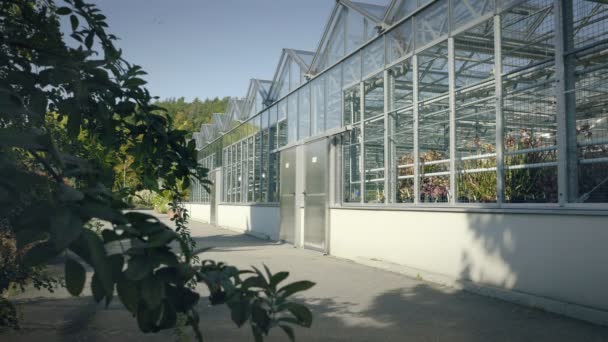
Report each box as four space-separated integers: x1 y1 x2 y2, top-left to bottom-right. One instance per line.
151 191 172 214
130 190 154 209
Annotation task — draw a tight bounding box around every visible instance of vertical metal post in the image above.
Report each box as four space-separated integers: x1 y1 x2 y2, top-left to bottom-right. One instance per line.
448 37 457 205
360 81 365 204
412 54 420 204
241 140 246 203
384 69 392 203
494 14 505 205
554 0 571 206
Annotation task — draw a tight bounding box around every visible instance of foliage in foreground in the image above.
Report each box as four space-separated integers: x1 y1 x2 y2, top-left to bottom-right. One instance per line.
0 0 313 340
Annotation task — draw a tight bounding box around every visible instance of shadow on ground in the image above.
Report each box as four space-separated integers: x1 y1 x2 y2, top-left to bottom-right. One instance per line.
4 281 608 342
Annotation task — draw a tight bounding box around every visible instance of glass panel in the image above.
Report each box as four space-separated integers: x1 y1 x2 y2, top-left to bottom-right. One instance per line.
312 75 326 135
419 96 451 203
418 41 449 101
298 85 311 139
415 0 449 48
503 63 558 203
346 6 366 52
289 58 301 92
342 127 362 202
392 108 415 203
572 0 608 50
261 130 269 202
572 48 608 203
454 19 495 89
254 133 262 202
237 142 244 203
278 101 288 147
344 85 361 125
269 151 279 202
455 84 497 203
320 10 346 71
387 19 414 64
364 72 385 120
288 94 298 143
326 65 343 130
501 0 555 74
363 38 385 76
343 52 362 87
364 118 385 203
389 0 417 24
389 58 414 111
451 0 494 31
247 137 255 202
278 66 290 99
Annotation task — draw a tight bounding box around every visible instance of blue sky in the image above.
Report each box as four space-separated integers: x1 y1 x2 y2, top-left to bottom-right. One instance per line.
90 0 340 101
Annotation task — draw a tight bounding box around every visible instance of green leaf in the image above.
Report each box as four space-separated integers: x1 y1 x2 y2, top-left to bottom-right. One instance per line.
285 303 312 328
279 324 295 342
141 275 164 309
278 281 315 299
23 242 60 267
70 14 79 31
58 184 84 202
227 295 250 327
251 325 264 342
0 130 46 149
125 256 152 280
270 271 290 289
91 273 105 302
117 276 138 313
251 305 271 334
15 229 47 250
56 7 72 15
147 229 177 247
71 230 113 299
137 302 159 333
157 300 177 330
85 31 95 49
81 202 125 224
65 257 86 296
50 208 83 250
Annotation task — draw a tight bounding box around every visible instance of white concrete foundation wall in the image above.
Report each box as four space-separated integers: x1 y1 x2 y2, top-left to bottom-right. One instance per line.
329 208 608 325
217 204 280 240
186 203 210 223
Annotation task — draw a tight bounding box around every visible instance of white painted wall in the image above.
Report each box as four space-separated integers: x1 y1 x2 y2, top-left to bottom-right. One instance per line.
329 208 608 324
216 204 280 240
186 203 211 236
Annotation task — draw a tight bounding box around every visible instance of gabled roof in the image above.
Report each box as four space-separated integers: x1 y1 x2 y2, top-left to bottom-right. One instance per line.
308 0 388 75
226 97 247 122
383 0 415 25
268 48 315 101
243 79 272 120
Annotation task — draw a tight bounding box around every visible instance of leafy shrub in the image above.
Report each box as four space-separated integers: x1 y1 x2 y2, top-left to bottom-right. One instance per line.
151 191 172 214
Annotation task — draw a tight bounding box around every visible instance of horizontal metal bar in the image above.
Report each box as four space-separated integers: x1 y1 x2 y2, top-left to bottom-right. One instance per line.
505 145 557 156
420 158 451 166
459 166 497 174
459 153 497 161
579 157 608 164
505 161 558 170
420 171 451 177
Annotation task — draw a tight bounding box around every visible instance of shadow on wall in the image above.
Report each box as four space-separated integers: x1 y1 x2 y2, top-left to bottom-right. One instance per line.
461 212 608 316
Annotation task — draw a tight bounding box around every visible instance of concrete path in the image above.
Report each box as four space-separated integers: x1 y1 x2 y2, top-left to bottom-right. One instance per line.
3 212 608 341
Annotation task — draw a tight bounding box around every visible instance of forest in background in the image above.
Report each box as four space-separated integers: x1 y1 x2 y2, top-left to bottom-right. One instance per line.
155 96 229 135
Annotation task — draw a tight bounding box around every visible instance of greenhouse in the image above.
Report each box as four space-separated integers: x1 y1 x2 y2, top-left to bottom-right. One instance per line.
189 0 608 324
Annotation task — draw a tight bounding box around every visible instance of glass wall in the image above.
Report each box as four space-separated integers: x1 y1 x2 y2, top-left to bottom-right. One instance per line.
195 0 608 208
